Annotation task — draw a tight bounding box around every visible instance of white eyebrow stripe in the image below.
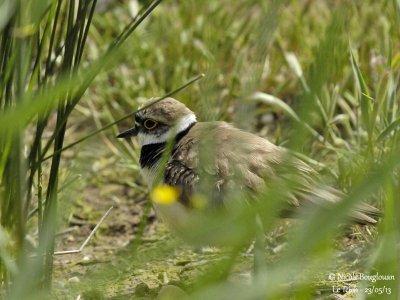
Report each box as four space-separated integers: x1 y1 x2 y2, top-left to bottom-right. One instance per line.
138 113 197 146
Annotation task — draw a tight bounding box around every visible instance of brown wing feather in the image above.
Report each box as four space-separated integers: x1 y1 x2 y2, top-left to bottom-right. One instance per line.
164 160 198 206
167 121 380 224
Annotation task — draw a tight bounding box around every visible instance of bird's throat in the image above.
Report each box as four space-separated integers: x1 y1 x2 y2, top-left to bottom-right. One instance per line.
139 122 196 169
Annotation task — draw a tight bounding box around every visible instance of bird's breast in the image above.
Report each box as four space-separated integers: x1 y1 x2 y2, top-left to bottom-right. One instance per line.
140 165 160 188
141 164 192 231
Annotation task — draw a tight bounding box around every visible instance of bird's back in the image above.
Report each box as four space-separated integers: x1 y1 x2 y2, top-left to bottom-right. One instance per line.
164 121 380 224
169 121 286 191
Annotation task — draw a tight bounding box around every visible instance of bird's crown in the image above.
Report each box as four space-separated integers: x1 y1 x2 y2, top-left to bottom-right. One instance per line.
136 97 195 125
117 97 197 145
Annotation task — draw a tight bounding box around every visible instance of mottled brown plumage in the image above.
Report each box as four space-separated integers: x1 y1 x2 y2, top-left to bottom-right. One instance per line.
117 97 381 225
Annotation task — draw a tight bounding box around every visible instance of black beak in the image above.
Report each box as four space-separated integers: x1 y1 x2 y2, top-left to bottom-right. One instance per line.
117 127 138 138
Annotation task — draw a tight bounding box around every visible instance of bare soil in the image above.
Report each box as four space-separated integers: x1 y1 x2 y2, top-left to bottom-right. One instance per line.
51 140 375 300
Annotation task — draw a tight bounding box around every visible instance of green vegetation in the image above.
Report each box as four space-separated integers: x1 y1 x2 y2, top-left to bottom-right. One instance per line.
0 0 399 299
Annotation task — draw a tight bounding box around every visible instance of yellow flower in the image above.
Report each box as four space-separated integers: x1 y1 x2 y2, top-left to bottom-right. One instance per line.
150 185 180 205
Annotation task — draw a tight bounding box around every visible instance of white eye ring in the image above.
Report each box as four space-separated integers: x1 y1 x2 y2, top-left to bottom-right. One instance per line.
143 119 158 130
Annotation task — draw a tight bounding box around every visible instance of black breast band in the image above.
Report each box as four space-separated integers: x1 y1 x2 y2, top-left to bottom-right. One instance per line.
139 122 196 169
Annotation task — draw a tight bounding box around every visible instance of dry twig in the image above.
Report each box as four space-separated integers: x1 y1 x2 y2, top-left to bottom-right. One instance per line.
54 206 113 255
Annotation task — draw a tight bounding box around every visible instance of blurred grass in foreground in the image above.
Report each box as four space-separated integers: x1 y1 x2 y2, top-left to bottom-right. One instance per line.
0 0 164 298
1 0 400 299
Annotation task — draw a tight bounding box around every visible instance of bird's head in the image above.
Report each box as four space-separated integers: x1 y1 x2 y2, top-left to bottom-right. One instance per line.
117 97 197 146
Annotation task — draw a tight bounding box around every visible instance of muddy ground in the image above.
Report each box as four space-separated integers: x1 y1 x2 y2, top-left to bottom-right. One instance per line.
50 140 375 300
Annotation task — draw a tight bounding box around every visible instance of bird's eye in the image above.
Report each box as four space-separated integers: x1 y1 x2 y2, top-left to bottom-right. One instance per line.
143 119 158 130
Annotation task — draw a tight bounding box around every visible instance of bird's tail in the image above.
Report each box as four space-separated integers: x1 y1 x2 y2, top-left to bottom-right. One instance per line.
296 185 381 225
